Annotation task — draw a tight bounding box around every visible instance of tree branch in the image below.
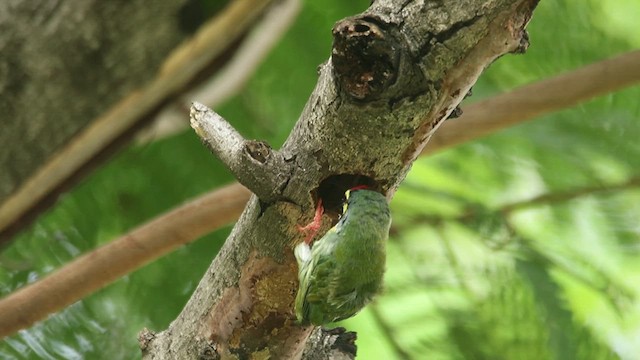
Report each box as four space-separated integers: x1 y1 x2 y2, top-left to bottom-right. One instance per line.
190 103 292 201
4 48 638 341
142 0 539 358
3 0 541 352
0 0 280 246
0 183 251 338
501 175 640 214
425 49 640 154
137 0 302 143
400 174 640 230
0 1 638 354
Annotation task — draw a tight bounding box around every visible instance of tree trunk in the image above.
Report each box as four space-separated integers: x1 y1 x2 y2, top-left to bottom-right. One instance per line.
0 0 192 247
142 0 539 358
0 0 189 202
0 0 278 246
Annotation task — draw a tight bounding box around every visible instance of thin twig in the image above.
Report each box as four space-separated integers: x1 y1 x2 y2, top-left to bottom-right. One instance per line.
400 180 640 313
501 176 640 214
406 174 640 226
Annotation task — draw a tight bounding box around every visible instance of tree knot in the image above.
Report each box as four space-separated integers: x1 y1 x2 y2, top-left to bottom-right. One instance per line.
331 16 399 101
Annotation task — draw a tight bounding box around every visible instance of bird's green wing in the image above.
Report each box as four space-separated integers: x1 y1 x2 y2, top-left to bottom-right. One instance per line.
294 230 341 324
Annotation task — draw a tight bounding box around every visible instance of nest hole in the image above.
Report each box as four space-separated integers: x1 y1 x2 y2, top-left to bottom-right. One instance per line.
315 174 380 218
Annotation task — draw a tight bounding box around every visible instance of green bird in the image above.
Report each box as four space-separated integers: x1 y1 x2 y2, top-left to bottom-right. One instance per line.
294 187 391 325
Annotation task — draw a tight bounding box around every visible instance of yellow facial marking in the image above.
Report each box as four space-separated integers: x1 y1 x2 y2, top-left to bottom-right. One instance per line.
342 190 351 215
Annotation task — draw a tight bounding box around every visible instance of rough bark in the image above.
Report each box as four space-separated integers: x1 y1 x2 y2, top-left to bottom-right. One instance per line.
143 0 539 359
0 0 189 203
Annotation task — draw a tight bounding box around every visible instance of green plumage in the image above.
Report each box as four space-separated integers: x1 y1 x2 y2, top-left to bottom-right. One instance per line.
294 189 391 325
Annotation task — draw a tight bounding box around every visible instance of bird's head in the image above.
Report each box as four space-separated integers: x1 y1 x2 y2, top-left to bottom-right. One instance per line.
342 185 370 214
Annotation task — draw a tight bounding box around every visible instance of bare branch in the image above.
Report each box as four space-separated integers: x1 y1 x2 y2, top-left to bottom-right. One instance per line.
190 103 245 163
425 50 640 154
0 183 251 338
190 102 292 201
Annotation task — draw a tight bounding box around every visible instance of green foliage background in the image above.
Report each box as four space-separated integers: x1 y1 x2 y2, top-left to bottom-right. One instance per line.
1 0 639 359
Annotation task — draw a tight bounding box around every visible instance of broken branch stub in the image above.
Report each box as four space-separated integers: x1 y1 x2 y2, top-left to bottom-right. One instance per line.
190 102 292 202
331 17 400 102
